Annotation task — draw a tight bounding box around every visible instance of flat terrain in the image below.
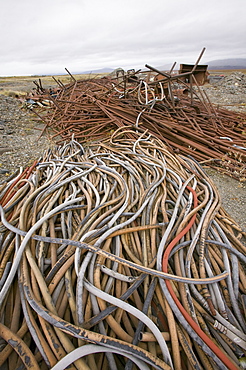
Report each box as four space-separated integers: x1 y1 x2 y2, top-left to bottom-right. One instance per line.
0 73 104 96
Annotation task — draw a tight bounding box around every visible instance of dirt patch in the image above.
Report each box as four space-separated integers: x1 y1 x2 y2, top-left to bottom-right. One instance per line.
205 167 246 231
0 94 51 178
202 71 246 113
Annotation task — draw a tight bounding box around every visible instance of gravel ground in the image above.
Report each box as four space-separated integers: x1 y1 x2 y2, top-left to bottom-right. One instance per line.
204 71 246 113
0 94 50 179
0 74 245 232
204 167 246 231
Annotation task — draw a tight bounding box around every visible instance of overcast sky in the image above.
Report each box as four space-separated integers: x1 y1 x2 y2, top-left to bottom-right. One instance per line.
0 0 245 76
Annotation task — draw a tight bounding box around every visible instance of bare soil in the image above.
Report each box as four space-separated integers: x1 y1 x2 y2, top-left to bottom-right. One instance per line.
0 74 245 232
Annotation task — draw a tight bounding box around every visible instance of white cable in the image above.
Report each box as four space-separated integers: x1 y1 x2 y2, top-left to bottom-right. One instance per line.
50 344 151 370
83 279 173 369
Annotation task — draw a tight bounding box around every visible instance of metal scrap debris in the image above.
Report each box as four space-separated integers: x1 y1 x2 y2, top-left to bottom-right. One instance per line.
30 51 246 181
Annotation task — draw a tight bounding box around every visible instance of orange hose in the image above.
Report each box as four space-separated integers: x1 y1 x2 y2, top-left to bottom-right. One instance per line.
1 161 37 207
162 185 239 370
1 167 29 206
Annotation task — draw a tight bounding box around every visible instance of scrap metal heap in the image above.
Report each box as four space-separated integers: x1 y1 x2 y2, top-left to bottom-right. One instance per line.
33 53 246 181
0 50 246 370
1 51 246 370
0 131 246 370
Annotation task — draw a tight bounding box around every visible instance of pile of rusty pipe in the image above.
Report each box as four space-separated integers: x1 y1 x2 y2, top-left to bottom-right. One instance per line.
34 69 246 181
0 128 246 369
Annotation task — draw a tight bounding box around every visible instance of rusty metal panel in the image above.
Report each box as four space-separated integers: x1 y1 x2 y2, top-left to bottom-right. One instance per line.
179 64 209 85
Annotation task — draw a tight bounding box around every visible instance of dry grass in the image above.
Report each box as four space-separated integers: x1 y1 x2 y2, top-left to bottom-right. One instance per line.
0 89 27 98
208 68 246 75
0 72 108 97
0 72 107 85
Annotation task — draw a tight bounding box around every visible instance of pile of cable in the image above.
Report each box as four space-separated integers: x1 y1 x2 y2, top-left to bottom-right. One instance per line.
0 127 246 370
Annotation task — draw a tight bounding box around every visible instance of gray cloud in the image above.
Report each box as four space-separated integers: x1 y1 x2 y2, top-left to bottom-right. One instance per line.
0 0 245 76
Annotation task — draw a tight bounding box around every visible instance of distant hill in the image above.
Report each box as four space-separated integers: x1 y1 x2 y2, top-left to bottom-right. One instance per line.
206 58 246 70
154 59 246 72
73 59 246 75
79 67 114 74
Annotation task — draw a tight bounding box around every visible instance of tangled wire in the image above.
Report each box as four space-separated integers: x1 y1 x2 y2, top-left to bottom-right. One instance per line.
0 127 246 369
